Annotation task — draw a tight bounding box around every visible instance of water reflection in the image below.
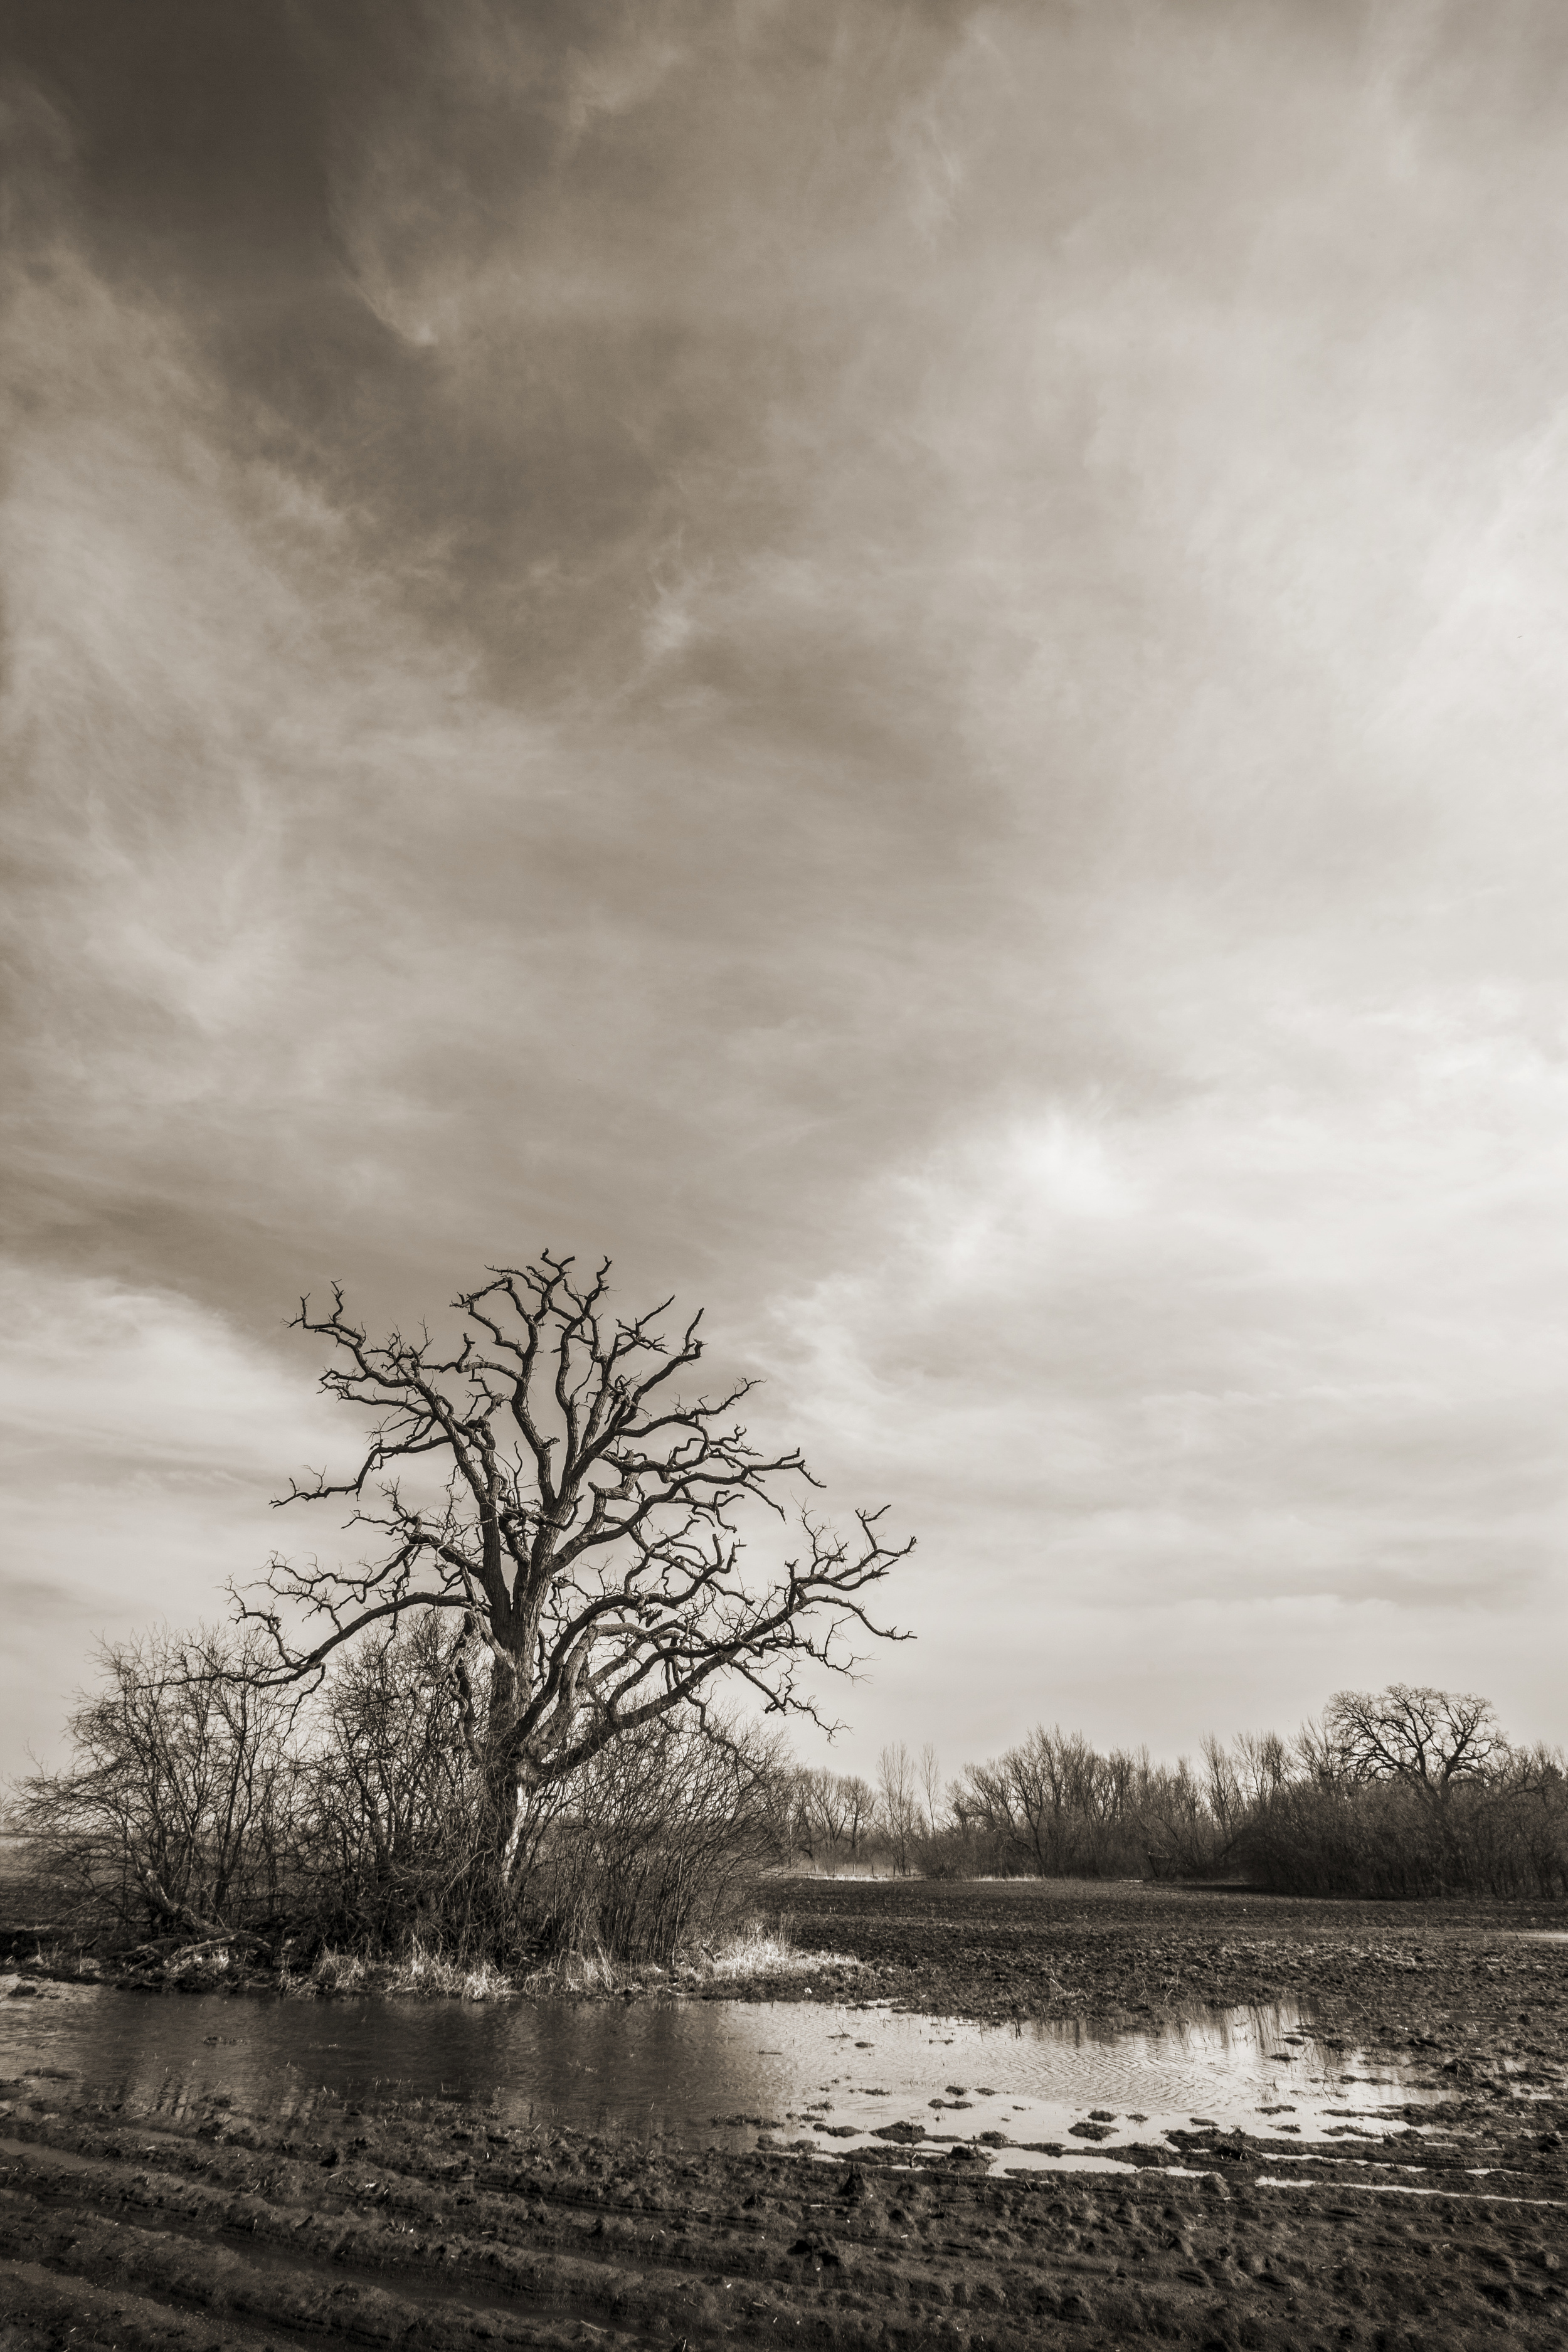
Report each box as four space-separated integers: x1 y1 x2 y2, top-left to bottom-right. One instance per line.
1 1984 1445 2172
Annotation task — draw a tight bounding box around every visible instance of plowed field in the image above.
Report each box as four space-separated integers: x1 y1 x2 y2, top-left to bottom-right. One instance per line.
3 1878 1564 2349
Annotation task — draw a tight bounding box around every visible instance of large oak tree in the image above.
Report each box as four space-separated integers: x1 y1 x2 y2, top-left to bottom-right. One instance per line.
238 1254 909 1877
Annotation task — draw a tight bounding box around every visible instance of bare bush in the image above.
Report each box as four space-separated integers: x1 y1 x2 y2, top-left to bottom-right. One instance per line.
287 1616 539 1957
9 1627 300 1951
522 1712 790 1963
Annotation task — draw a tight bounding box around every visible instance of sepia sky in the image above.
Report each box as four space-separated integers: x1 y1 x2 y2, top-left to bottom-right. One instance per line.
4 0 1567 1791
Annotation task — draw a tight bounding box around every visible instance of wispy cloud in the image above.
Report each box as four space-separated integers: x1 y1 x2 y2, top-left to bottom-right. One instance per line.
0 1263 345 1769
3 1 1566 1777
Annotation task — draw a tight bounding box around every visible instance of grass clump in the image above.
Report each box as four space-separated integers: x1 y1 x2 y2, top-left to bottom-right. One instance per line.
306 1948 368 1996
676 1915 862 1983
513 1915 859 1994
383 1939 514 2001
522 1944 623 1996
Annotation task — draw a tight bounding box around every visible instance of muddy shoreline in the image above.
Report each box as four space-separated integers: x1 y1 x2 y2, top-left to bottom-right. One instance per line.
4 1878 1565 2347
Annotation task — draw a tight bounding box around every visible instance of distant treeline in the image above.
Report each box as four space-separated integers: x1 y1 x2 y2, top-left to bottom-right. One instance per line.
6 1629 1564 1974
793 1695 1568 1900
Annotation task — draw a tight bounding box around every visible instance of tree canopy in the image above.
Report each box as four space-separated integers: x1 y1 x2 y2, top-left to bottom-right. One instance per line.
238 1253 910 1875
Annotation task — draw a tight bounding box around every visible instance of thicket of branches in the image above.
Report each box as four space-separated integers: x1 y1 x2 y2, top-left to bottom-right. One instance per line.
10 1659 1563 1970
785 1697 1566 1900
9 1623 790 1966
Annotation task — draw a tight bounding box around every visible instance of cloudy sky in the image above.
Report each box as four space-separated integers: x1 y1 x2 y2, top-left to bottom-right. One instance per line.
4 0 1567 1791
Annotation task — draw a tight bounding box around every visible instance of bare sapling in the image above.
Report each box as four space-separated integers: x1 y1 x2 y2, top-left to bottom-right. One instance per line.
918 1742 944 1837
876 1741 920 1875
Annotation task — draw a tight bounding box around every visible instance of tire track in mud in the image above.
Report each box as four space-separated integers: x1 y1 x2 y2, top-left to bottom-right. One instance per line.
0 2134 700 2349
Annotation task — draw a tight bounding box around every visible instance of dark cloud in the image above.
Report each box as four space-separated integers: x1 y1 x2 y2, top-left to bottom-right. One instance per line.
8 0 336 278
10 1 990 707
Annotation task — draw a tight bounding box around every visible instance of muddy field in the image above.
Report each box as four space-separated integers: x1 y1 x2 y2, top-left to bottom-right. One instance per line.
3 1878 1564 2349
776 1875 1568 2048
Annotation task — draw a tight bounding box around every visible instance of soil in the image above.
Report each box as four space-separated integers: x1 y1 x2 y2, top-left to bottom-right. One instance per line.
3 1877 1564 2349
771 1874 1568 2048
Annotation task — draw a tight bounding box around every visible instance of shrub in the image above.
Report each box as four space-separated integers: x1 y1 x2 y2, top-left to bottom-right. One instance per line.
6 1619 798 1968
7 1626 300 1949
520 1713 790 1964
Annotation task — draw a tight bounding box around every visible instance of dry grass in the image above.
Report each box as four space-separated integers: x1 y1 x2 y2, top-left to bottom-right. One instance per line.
515 1915 862 1994
278 1917 862 2002
304 1948 369 1996
679 1917 862 1983
521 1943 625 1995
297 1941 514 2001
384 1941 514 2001
283 1942 516 2000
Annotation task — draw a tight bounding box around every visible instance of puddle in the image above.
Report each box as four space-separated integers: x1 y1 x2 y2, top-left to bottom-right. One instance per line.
1 1983 1449 2180
1259 2175 1566 2208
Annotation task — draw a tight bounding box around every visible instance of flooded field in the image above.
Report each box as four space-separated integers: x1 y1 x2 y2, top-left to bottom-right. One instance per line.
1 1979 1446 2177
3 1882 1564 2347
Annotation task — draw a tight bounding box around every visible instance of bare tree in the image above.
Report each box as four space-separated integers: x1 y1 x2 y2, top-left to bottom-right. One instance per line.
876 1741 919 1875
918 1741 945 1837
840 1774 876 1866
1320 1686 1508 1818
958 1725 1094 1875
798 1767 852 1868
238 1254 910 1880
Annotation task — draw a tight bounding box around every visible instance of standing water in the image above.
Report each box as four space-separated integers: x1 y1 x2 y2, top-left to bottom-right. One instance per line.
2 1982 1448 2176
